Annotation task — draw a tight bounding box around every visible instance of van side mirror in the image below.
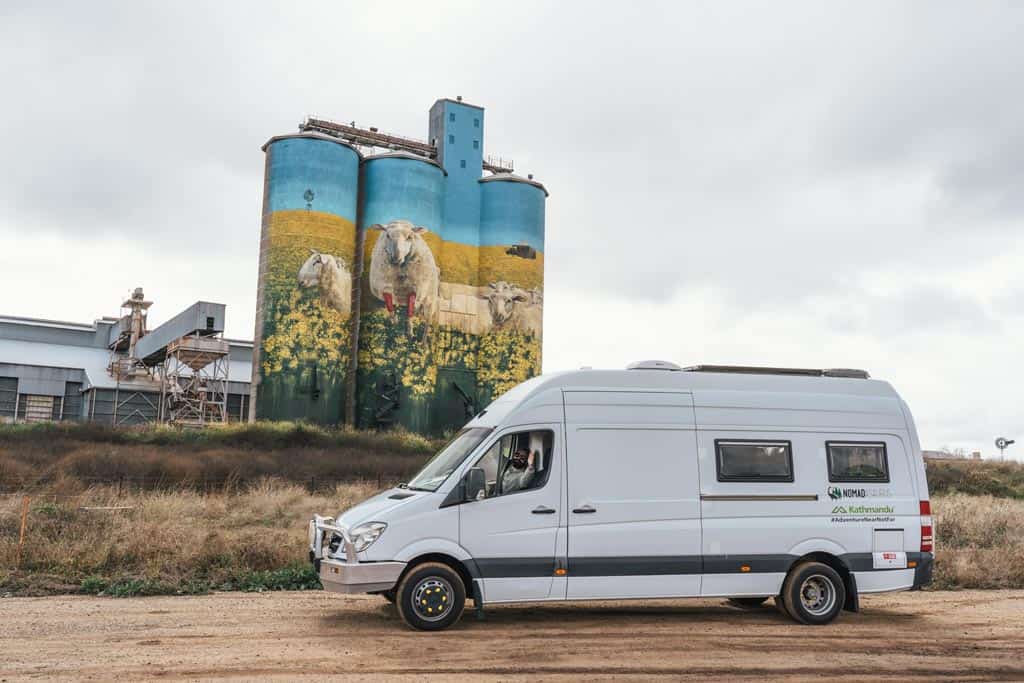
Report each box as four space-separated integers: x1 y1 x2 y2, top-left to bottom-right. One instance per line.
464 467 486 502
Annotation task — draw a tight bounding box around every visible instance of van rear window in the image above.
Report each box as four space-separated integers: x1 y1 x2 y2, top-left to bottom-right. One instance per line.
827 442 889 482
715 440 793 482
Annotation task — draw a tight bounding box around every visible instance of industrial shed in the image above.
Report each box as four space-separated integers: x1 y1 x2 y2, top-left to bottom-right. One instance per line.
0 299 252 425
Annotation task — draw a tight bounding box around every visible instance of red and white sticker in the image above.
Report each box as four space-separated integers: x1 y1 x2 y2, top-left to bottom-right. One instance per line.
872 551 907 569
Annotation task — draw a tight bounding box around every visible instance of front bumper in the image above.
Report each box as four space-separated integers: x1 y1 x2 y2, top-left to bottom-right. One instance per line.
318 558 406 594
308 515 405 594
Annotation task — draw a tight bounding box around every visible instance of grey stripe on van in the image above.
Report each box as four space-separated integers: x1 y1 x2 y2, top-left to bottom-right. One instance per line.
568 556 703 576
702 555 795 574
469 553 926 579
474 557 555 578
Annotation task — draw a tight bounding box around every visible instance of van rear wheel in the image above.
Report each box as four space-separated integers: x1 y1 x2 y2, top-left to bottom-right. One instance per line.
395 562 466 631
727 597 769 609
781 562 845 625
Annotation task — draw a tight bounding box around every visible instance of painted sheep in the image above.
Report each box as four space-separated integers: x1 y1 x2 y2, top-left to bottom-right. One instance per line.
478 281 543 336
297 249 351 316
368 220 440 329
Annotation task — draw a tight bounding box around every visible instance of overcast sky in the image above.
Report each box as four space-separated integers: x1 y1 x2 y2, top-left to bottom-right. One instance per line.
1 1 1022 457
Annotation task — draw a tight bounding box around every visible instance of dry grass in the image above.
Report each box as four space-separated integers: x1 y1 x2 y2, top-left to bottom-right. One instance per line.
932 493 1024 589
0 479 379 596
1 485 1020 597
926 459 1024 498
0 422 440 491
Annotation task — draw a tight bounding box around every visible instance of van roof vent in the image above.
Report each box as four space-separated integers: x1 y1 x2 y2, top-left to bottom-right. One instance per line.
682 365 870 379
626 360 682 371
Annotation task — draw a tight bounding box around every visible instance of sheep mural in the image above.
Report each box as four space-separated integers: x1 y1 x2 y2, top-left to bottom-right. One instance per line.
356 215 544 433
478 281 543 336
368 220 440 328
297 249 352 316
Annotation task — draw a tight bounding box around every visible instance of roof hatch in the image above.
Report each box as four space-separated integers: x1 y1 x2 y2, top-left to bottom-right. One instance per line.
626 360 682 371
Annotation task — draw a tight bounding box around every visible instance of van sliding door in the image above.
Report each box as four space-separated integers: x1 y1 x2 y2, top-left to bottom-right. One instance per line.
563 391 701 599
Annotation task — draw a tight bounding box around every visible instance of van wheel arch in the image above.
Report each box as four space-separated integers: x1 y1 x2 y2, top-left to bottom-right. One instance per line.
789 552 858 613
397 553 477 603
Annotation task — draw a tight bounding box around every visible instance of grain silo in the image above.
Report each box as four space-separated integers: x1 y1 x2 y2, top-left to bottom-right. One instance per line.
251 133 360 423
252 99 548 435
355 152 446 432
477 173 548 405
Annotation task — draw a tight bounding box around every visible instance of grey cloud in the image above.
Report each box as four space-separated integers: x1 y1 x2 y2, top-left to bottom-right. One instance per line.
825 285 999 337
1 1 1023 453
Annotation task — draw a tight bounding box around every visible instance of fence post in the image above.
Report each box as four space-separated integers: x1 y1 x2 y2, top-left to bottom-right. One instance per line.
117 474 124 497
377 472 383 489
16 495 29 570
309 476 316 494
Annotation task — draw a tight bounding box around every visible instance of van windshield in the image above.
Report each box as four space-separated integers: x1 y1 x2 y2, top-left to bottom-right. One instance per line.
405 427 493 492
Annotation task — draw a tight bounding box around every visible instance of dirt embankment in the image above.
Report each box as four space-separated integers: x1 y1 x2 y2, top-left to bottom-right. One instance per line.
2 590 1022 681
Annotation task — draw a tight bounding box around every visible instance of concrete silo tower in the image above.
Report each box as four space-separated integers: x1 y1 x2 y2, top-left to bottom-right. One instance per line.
251 133 360 423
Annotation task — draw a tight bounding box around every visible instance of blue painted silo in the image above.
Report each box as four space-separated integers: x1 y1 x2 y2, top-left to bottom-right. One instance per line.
476 174 548 406
360 152 445 233
252 133 360 424
356 152 446 433
478 173 548 282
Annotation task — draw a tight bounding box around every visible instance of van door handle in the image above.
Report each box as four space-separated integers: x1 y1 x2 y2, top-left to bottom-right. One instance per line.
531 506 556 514
572 505 596 514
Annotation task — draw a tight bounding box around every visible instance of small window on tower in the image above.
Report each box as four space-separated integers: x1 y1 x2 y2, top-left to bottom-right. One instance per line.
449 112 455 122
460 160 466 168
448 134 454 144
473 140 479 150
474 118 479 128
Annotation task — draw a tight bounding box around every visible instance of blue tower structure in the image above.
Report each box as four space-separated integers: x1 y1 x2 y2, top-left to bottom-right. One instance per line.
428 98 485 246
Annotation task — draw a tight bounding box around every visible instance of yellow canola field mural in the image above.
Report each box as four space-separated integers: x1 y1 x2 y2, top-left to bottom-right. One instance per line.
357 311 540 401
258 210 353 386
361 232 543 290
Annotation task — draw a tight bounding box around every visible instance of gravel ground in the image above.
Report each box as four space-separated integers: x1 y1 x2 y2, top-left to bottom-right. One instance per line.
2 590 1023 681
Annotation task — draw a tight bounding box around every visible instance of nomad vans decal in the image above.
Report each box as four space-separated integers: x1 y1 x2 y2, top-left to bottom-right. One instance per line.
827 486 893 500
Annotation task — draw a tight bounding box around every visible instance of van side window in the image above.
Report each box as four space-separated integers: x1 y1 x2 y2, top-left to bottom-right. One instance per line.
469 429 554 499
827 442 889 482
715 440 793 482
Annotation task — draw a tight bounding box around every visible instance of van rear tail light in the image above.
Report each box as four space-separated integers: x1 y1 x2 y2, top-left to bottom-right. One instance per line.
920 500 933 553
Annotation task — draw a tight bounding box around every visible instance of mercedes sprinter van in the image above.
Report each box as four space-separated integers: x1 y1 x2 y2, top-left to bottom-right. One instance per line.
309 362 933 630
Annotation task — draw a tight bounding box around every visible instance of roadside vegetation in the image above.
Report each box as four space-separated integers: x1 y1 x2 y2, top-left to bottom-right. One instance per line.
0 421 441 492
1 480 377 596
925 458 1024 499
2 423 1022 596
931 493 1024 589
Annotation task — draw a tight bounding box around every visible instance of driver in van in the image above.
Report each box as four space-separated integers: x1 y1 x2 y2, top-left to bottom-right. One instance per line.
501 447 536 493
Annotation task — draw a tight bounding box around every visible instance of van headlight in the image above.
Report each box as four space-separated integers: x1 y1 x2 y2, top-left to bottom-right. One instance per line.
349 522 387 552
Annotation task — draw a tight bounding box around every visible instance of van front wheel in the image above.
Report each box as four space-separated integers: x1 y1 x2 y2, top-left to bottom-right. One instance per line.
395 562 466 631
781 562 846 625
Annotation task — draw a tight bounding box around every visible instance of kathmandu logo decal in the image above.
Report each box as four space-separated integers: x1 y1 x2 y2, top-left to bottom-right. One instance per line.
832 505 848 514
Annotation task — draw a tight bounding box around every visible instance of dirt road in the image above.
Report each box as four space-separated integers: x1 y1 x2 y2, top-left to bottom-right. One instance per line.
2 590 1023 681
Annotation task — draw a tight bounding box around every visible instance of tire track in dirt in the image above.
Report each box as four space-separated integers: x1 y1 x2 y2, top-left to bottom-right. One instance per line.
2 590 1023 681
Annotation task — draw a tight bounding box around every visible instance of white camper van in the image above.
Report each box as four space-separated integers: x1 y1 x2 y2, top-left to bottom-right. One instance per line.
309 363 934 631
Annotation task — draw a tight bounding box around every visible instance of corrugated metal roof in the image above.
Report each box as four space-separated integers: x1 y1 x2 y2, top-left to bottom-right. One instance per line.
0 315 98 332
